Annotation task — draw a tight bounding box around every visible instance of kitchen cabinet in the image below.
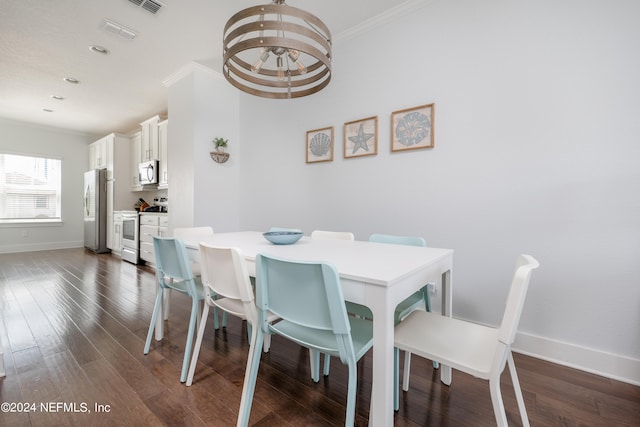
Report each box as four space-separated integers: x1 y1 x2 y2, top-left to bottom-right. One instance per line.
130 131 142 190
111 211 124 256
140 115 160 162
139 213 169 265
158 119 168 189
89 137 107 170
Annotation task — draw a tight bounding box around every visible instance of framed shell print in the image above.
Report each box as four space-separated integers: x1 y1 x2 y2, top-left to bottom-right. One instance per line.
344 116 378 158
391 103 434 152
306 126 334 163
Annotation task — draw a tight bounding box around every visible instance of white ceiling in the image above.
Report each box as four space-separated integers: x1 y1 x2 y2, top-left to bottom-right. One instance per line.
0 0 414 137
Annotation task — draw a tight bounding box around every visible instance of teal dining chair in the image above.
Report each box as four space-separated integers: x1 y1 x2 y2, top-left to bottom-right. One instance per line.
237 253 373 427
340 233 438 409
144 236 205 383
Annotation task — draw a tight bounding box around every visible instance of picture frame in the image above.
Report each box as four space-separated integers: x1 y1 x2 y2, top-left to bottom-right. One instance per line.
306 126 334 163
391 103 435 152
344 116 378 158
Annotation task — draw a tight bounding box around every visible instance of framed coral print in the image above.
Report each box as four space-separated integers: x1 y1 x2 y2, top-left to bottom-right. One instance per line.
391 103 434 152
344 116 378 158
306 126 334 163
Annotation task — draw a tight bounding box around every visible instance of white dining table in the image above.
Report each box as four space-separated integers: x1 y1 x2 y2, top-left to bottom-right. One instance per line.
180 231 453 426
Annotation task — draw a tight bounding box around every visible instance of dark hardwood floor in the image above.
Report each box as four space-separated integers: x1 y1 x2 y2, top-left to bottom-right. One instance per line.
0 248 638 426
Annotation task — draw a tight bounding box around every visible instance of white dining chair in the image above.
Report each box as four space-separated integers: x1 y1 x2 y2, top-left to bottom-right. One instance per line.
174 226 214 276
310 230 355 241
186 244 279 386
394 254 539 425
172 226 222 328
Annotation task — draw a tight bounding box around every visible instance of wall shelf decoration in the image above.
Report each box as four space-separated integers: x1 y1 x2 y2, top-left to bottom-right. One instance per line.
344 116 378 159
306 127 334 163
391 103 434 152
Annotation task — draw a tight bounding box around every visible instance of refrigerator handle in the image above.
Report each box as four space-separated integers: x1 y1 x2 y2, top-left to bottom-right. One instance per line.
84 185 90 216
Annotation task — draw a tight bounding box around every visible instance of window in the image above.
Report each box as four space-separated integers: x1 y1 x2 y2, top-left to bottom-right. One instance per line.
0 153 62 223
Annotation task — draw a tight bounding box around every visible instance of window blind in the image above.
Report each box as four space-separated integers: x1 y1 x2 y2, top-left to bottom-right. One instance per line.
0 153 62 222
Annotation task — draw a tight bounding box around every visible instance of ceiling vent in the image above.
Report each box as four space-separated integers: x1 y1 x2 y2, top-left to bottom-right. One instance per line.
128 0 164 14
101 18 137 40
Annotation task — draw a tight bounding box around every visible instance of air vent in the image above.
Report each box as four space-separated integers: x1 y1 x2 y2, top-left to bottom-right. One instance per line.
128 0 164 14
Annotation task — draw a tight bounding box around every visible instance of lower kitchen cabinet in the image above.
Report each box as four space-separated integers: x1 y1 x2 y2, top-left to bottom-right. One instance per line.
139 213 169 265
111 211 124 256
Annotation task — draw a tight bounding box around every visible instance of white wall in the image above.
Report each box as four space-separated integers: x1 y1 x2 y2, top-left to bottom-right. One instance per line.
0 118 95 252
236 0 640 383
166 64 241 233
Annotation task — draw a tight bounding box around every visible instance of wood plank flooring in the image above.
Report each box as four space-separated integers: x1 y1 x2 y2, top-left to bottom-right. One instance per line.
0 248 638 426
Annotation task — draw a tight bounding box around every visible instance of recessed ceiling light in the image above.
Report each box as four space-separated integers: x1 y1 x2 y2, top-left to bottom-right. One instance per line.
43 109 54 113
51 95 64 101
89 45 110 55
63 77 79 84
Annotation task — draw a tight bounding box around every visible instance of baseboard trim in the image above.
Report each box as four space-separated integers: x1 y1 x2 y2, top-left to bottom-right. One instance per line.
0 241 84 254
514 331 640 386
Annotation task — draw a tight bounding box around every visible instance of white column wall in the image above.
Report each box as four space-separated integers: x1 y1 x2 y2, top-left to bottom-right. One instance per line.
166 64 240 233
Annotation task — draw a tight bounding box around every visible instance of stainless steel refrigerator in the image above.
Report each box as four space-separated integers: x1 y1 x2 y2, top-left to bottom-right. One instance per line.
84 169 109 253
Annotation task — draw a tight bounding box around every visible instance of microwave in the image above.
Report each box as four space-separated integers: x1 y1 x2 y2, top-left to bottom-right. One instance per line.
138 160 159 185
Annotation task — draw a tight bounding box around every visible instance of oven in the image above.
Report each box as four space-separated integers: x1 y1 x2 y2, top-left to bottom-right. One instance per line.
121 212 140 264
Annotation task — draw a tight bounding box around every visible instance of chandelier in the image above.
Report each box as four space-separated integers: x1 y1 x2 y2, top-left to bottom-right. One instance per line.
222 0 332 99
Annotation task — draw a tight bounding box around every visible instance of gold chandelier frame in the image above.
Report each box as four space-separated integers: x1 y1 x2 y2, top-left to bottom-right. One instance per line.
222 1 332 99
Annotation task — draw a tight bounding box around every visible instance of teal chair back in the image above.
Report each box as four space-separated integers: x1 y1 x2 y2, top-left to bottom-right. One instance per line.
153 237 197 294
144 236 202 383
237 253 372 426
257 254 352 352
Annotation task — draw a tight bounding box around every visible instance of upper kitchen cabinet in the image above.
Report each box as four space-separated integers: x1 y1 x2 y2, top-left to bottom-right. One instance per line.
140 115 160 162
158 119 168 189
89 133 129 181
129 131 142 190
89 137 107 170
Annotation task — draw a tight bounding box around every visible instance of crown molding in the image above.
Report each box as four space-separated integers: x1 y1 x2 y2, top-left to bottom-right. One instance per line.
334 0 434 44
163 61 224 87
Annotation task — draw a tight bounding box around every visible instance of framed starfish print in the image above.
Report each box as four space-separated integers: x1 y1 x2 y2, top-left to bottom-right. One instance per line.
344 116 378 158
391 103 434 152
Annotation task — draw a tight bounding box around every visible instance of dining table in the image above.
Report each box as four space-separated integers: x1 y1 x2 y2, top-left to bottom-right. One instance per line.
179 231 453 426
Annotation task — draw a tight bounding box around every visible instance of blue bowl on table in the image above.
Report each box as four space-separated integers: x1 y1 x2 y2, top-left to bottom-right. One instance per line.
262 231 303 245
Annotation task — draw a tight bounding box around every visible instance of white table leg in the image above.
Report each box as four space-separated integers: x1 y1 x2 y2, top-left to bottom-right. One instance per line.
440 269 452 385
368 290 395 427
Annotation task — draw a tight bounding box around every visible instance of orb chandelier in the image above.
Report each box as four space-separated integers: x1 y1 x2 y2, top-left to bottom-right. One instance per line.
222 0 332 99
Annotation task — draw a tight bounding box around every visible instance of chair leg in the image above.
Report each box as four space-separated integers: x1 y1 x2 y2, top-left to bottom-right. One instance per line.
144 289 163 354
186 303 211 386
309 349 321 383
263 333 271 353
508 352 530 427
345 357 358 427
162 288 171 320
489 375 508 427
180 298 200 383
422 289 440 370
402 350 411 392
237 328 264 427
323 353 331 376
